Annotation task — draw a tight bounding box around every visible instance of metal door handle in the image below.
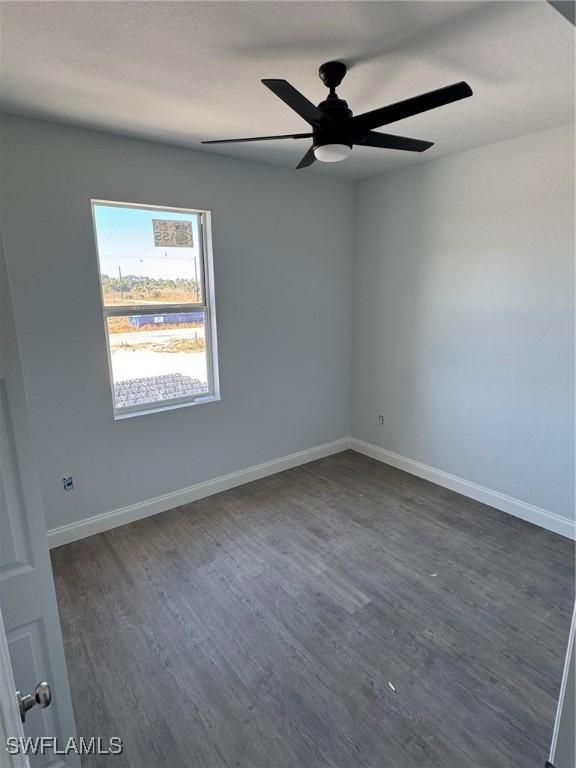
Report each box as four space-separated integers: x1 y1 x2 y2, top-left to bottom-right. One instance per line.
17 681 52 722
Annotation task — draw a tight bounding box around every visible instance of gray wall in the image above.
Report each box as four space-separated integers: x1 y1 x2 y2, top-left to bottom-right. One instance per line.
1 116 574 532
0 116 354 531
353 124 575 521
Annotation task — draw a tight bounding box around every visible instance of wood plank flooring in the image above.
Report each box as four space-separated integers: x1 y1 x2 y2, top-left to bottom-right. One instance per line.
51 451 575 768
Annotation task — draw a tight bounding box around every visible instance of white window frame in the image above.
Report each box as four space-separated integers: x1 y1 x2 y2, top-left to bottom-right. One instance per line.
90 199 220 419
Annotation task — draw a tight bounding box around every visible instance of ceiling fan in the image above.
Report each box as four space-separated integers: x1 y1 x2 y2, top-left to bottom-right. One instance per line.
202 61 472 169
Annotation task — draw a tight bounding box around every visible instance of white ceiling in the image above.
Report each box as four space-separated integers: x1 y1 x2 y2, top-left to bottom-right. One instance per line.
0 1 573 180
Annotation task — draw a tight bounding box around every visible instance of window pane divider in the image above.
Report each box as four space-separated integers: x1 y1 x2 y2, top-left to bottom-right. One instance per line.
104 303 207 317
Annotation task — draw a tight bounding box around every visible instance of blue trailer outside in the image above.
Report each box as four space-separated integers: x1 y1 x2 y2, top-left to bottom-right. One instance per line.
128 311 204 328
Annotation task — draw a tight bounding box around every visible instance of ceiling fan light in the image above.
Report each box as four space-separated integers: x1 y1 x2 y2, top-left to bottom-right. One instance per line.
313 143 352 163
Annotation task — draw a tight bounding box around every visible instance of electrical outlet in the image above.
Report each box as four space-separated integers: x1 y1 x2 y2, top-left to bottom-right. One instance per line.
378 414 385 425
62 476 74 492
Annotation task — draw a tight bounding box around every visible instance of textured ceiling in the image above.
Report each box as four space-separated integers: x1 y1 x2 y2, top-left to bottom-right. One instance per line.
0 1 573 180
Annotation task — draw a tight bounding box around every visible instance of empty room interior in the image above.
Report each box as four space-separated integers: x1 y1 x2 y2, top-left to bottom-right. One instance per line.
0 1 575 767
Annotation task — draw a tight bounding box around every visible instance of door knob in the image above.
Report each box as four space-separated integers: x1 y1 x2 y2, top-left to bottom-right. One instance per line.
17 681 52 722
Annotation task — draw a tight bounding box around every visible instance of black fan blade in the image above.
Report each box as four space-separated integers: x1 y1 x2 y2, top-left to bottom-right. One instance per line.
202 133 312 145
262 79 324 125
350 81 473 133
356 132 433 152
296 145 316 169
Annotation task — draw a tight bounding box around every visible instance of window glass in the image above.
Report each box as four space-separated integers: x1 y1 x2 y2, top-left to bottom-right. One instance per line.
93 205 203 306
106 313 209 409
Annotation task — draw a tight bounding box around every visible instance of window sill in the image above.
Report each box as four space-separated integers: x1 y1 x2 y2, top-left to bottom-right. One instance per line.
113 393 221 420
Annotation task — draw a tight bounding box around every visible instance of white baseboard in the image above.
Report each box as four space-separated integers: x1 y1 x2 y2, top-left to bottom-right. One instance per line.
350 438 575 540
47 438 351 549
48 435 574 548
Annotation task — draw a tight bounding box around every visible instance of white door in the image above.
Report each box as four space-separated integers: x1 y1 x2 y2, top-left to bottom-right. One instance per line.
0 239 79 768
0 603 30 768
548 604 576 768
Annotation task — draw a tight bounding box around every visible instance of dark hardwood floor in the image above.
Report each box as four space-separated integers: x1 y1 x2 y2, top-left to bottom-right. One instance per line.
51 450 575 768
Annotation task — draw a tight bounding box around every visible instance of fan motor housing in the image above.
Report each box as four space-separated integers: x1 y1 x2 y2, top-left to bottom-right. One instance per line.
318 97 352 121
315 96 353 149
313 127 352 150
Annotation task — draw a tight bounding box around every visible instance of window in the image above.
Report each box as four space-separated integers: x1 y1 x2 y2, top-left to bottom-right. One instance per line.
91 201 219 417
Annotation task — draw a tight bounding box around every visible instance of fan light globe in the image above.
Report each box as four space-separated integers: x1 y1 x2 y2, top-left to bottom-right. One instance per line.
313 144 352 163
